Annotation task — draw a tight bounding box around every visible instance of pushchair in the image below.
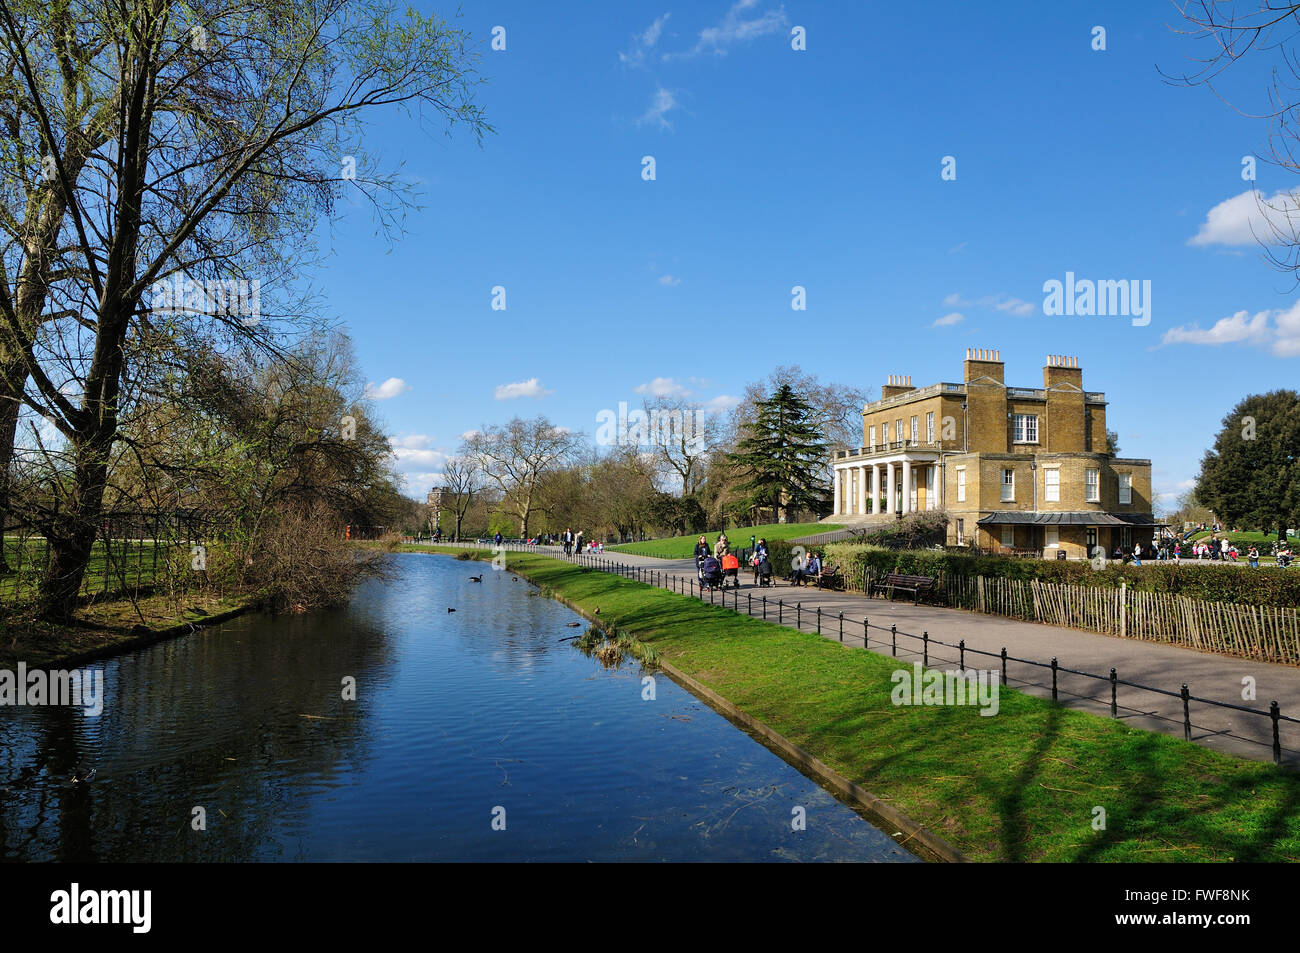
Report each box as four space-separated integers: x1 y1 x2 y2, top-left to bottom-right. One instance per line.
751 554 773 587
699 555 724 590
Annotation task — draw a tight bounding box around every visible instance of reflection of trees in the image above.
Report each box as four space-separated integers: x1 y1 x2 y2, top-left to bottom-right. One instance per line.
0 593 395 861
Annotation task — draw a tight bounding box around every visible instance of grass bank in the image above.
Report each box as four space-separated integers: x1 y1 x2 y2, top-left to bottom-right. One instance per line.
0 590 262 670
608 522 837 558
421 545 1300 862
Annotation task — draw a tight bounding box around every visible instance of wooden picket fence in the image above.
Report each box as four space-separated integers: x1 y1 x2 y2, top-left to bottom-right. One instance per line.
870 571 1300 665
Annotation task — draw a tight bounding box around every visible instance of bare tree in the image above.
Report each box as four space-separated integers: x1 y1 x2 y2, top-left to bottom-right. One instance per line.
467 417 582 538
439 455 481 542
1167 2 1300 276
642 395 720 496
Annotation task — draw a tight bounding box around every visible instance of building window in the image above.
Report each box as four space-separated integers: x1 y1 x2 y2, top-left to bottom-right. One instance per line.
1044 467 1060 502
910 416 918 444
956 467 966 502
956 518 965 545
896 419 903 444
1086 468 1100 502
1119 472 1132 505
1001 525 1014 548
926 412 934 444
869 425 876 450
926 466 936 509
1012 413 1039 443
1045 527 1059 548
1001 468 1015 502
1086 527 1098 555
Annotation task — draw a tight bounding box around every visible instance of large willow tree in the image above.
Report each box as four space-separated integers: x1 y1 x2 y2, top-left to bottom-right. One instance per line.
0 0 489 619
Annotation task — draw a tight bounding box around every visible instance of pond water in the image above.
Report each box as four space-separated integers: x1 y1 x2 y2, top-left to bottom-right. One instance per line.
0 553 916 862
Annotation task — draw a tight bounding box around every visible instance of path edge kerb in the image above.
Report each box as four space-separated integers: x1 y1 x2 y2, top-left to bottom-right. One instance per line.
507 560 968 864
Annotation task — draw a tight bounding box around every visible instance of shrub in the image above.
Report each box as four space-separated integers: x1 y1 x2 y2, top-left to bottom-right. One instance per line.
821 544 1300 608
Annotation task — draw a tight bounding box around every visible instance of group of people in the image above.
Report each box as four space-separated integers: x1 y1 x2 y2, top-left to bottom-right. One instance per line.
558 528 604 556
1110 530 1293 568
694 534 743 591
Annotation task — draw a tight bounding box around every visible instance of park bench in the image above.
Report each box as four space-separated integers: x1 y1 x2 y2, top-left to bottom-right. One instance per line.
813 564 843 590
873 572 936 605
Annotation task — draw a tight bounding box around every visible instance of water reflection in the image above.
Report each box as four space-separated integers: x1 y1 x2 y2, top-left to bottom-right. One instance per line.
1 554 915 862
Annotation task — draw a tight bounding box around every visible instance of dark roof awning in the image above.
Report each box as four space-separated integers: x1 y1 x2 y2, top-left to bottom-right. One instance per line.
976 512 1169 527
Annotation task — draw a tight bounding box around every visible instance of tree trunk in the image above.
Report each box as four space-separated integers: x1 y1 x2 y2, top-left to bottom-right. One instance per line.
0 387 20 573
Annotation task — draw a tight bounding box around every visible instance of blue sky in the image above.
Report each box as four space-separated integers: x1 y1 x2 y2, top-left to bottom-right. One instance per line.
315 1 1300 505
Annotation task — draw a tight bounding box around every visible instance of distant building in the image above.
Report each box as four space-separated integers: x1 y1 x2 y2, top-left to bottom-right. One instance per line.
427 487 443 529
829 349 1159 558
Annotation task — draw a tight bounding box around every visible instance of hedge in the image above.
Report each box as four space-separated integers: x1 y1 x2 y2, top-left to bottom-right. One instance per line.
819 544 1300 609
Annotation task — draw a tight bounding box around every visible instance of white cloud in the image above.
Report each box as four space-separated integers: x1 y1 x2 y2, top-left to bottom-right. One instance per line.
1160 301 1300 357
932 312 964 327
1188 189 1300 247
668 0 789 59
392 433 432 450
702 394 741 413
392 446 448 469
944 292 1035 317
620 13 670 67
459 429 481 442
635 377 692 398
638 87 680 130
493 378 553 400
658 274 682 286
364 377 410 400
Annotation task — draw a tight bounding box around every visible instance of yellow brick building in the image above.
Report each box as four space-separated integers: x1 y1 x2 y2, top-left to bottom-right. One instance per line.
829 349 1158 559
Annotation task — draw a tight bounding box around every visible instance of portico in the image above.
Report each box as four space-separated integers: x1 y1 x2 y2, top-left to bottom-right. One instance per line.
831 447 941 517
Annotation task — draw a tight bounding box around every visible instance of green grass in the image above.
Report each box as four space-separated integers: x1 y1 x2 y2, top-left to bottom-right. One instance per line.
608 522 840 558
1187 530 1292 546
421 545 1300 862
0 536 168 604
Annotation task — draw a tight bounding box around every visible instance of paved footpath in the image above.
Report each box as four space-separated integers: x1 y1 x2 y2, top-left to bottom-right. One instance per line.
441 542 1300 767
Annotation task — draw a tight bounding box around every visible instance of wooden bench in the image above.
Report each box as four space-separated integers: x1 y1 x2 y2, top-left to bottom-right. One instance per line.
814 564 843 590
873 572 936 605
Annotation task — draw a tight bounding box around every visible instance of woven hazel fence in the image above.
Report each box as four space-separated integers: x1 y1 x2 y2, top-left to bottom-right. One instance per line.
879 571 1300 665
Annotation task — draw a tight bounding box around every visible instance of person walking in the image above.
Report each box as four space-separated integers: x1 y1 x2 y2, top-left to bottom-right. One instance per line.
563 527 573 556
1131 542 1142 567
574 530 584 554
1248 545 1260 569
694 535 710 582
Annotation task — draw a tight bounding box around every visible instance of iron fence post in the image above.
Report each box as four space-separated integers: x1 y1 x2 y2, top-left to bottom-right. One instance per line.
1182 684 1191 741
1109 668 1117 718
923 630 929 666
1272 701 1282 765
1051 657 1058 702
863 617 868 649
891 624 897 657
1001 647 1007 686
959 639 965 669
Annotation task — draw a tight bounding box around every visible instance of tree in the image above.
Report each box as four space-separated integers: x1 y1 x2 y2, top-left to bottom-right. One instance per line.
0 0 489 619
1106 428 1121 456
641 395 720 495
439 455 481 542
727 365 866 454
1195 390 1300 540
467 417 582 538
1169 3 1300 275
724 384 829 524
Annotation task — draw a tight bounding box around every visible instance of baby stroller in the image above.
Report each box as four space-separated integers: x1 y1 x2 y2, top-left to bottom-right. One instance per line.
721 552 741 589
700 554 724 590
751 554 773 587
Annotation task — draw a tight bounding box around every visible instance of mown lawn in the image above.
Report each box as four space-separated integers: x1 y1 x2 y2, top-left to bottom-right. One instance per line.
423 545 1300 862
608 522 839 558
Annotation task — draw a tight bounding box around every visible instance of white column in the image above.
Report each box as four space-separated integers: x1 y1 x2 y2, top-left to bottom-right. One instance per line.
902 459 912 514
858 465 868 516
870 465 879 514
833 466 842 515
884 462 894 514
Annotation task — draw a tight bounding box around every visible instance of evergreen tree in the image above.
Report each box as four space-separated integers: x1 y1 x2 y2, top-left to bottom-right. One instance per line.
1195 390 1300 541
725 384 830 522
